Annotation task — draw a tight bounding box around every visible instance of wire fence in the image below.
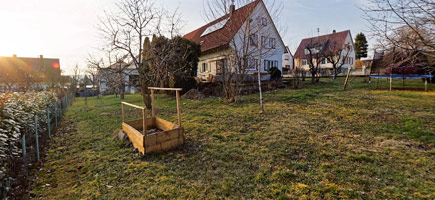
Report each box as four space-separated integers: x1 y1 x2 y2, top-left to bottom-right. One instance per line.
3 92 76 198
21 93 74 164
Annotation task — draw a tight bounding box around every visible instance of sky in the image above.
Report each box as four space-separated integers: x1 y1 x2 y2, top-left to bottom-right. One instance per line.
0 0 372 75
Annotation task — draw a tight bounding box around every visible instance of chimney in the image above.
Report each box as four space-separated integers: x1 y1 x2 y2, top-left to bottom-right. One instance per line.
229 0 235 14
332 30 336 34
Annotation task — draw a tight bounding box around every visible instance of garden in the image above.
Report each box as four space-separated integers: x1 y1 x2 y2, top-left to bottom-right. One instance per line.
24 78 434 199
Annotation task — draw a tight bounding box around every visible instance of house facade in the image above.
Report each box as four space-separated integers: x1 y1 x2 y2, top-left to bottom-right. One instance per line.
183 0 286 82
294 30 356 76
282 46 294 74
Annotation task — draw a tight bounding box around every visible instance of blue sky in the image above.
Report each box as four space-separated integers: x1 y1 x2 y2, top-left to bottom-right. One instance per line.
0 0 371 74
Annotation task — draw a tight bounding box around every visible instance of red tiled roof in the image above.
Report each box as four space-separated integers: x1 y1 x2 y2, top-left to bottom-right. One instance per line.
183 0 261 52
294 30 350 59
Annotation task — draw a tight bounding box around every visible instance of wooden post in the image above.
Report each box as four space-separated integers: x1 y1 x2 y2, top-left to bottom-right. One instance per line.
142 108 147 135
343 68 352 90
121 103 125 122
176 90 181 127
151 89 155 118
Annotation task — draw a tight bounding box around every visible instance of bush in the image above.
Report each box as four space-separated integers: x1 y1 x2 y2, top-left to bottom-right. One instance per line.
0 91 57 198
269 67 282 81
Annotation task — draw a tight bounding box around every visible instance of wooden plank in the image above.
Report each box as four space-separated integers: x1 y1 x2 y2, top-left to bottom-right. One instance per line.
148 87 182 91
126 118 155 130
176 90 181 127
145 133 159 146
151 89 155 118
155 117 176 131
122 123 144 154
122 102 145 110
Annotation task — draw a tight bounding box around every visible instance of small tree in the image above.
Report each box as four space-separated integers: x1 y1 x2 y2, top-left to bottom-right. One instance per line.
304 39 324 84
355 32 368 59
323 41 351 80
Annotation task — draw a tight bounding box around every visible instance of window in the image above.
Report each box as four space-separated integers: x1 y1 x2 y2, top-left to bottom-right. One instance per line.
202 63 208 72
269 38 276 49
216 59 225 75
302 59 307 66
264 60 278 71
284 55 289 61
249 34 258 46
321 58 327 64
201 17 230 37
262 17 267 26
247 58 258 70
261 36 267 47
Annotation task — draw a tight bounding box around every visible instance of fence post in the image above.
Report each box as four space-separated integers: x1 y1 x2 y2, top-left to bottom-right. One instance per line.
47 107 51 138
35 114 39 162
54 103 58 127
22 135 26 157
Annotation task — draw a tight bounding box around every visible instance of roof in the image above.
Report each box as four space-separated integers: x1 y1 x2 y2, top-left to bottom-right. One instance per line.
294 30 350 59
0 56 60 74
183 0 261 52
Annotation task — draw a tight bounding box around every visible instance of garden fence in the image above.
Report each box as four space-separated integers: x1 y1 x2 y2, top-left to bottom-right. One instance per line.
21 92 74 165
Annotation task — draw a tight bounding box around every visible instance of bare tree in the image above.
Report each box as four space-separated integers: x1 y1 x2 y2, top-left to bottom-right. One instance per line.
323 41 351 80
98 0 184 107
304 39 325 84
362 0 435 61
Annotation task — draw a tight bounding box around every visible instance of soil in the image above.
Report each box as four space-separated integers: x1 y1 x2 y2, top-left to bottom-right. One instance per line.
139 128 163 135
181 89 206 100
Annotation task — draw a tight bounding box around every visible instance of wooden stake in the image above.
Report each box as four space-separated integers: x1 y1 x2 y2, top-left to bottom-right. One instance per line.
151 89 155 118
121 103 125 122
146 109 147 135
176 90 181 127
343 68 352 90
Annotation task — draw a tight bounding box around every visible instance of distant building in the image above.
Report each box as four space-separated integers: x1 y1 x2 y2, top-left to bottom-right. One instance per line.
97 62 139 95
0 55 61 92
294 30 356 76
282 46 294 74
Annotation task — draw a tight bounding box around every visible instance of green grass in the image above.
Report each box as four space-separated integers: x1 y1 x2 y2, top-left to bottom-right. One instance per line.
30 78 435 199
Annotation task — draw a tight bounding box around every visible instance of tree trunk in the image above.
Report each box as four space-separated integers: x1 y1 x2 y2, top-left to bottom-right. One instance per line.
333 68 338 80
311 72 316 84
119 71 125 100
141 84 152 109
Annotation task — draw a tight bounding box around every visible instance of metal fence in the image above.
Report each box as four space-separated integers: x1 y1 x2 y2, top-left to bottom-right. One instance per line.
21 93 74 166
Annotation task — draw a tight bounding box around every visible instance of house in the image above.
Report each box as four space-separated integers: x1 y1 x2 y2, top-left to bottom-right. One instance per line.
0 54 61 91
294 30 356 76
98 62 139 95
183 0 286 82
282 46 294 75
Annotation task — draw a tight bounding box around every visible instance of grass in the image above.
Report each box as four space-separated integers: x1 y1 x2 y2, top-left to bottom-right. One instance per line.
30 78 434 199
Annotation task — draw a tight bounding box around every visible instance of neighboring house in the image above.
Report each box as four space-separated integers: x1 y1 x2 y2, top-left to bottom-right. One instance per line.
98 62 139 95
0 54 61 91
183 0 286 82
282 46 294 74
294 30 356 76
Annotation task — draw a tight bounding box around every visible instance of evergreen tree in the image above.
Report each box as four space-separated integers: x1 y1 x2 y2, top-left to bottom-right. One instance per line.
355 32 368 59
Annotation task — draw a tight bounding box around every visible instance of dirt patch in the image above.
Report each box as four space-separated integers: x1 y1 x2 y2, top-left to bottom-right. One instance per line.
182 89 206 100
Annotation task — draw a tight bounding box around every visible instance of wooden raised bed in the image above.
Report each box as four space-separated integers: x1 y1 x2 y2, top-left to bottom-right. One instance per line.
121 87 184 154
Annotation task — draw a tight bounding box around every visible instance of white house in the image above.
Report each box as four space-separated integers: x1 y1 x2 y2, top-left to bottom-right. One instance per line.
294 30 356 76
98 62 139 95
183 0 286 82
282 46 294 74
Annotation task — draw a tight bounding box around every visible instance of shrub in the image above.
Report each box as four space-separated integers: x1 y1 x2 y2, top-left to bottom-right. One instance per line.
0 91 57 197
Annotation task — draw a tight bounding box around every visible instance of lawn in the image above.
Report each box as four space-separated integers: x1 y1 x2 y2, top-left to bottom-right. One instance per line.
30 78 434 199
